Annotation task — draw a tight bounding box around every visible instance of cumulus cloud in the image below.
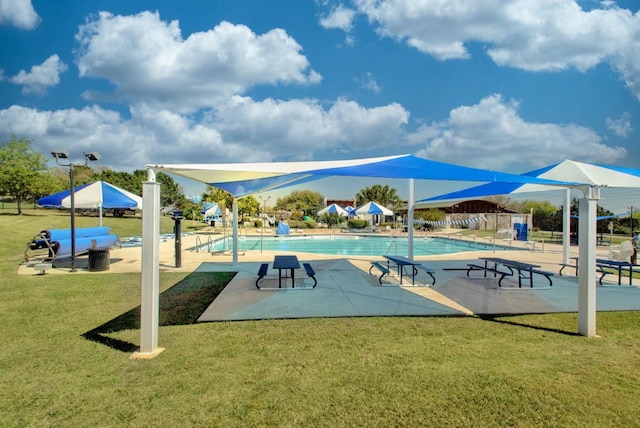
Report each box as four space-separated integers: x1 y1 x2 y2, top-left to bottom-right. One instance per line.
350 0 640 99
415 94 626 171
9 54 67 94
75 11 322 112
0 0 39 29
0 95 411 169
319 4 356 31
606 112 633 137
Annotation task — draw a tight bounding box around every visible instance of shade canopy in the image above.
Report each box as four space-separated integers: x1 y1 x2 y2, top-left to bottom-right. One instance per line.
355 201 394 216
317 203 349 217
38 181 142 210
149 154 582 198
418 159 640 205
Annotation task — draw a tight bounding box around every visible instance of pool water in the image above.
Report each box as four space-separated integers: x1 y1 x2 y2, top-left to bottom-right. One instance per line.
202 234 507 257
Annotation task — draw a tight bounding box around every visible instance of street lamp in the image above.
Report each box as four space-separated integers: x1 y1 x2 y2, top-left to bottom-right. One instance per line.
51 150 101 272
258 195 271 253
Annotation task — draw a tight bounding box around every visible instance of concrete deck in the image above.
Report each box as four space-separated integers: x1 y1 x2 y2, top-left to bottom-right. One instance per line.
19 232 640 321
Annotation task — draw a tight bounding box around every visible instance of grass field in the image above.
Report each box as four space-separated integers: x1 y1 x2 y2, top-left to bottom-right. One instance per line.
1 207 639 427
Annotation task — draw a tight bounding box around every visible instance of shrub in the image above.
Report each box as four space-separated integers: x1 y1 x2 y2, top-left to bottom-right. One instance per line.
348 219 370 229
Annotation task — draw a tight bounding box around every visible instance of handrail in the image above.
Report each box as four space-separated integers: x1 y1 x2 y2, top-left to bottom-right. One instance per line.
385 241 398 255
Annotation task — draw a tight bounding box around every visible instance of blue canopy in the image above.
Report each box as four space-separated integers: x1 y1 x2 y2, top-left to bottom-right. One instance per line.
38 181 142 210
150 154 581 198
419 159 640 204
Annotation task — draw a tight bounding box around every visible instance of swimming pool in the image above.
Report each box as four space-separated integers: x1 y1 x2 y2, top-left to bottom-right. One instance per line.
198 234 508 257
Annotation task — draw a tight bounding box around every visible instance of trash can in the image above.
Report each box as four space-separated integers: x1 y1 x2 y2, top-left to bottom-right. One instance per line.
88 247 110 272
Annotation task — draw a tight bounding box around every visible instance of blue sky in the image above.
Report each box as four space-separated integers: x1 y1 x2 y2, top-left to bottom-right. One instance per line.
1 0 639 211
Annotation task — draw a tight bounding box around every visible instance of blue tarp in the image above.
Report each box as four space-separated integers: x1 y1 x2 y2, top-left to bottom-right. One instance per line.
276 222 290 235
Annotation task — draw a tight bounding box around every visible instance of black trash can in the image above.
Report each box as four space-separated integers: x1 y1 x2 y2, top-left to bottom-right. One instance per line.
88 247 110 272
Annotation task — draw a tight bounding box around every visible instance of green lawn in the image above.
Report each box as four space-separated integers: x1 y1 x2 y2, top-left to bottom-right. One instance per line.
1 208 639 427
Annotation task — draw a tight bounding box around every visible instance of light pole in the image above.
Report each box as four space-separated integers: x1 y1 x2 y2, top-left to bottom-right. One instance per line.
258 195 271 253
51 150 100 272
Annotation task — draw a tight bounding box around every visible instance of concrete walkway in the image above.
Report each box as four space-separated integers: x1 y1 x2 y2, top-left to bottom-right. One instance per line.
197 257 640 322
19 232 640 321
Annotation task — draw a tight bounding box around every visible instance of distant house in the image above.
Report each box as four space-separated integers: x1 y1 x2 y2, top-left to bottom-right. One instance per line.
325 199 356 209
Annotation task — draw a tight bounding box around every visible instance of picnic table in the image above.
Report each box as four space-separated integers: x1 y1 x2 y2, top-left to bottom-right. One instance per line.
596 259 639 285
273 255 300 288
560 257 639 285
383 255 420 285
479 257 553 288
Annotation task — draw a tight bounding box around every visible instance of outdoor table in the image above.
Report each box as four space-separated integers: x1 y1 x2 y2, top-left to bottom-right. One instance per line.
480 257 541 288
596 259 639 285
383 255 420 285
565 258 639 285
273 255 300 288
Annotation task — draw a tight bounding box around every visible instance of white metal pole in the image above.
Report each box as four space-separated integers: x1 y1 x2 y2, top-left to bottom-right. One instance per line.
134 169 164 359
233 199 238 267
563 188 571 266
407 179 414 259
578 186 599 337
69 164 77 272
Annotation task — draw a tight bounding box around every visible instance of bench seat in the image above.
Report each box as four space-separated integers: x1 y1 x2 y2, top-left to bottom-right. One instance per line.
528 269 554 286
369 261 390 284
255 263 269 289
466 264 512 287
303 262 317 288
414 264 436 285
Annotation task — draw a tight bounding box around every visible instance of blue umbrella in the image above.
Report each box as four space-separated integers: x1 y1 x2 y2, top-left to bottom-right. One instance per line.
38 181 142 226
317 203 349 217
355 201 394 216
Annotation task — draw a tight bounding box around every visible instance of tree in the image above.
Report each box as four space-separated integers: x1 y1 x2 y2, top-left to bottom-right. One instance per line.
237 195 259 219
89 169 182 209
355 184 400 208
0 135 48 215
202 186 234 211
275 190 323 217
319 212 343 229
520 200 559 231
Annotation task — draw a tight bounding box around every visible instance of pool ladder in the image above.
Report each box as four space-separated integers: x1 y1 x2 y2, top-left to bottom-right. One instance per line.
194 235 214 253
385 241 398 255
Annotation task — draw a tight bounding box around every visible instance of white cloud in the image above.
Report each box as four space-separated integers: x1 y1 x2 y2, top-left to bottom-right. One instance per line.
9 54 67 94
606 112 633 137
415 94 626 171
351 0 640 99
319 4 356 31
0 95 411 169
75 11 322 112
356 72 381 93
0 0 39 29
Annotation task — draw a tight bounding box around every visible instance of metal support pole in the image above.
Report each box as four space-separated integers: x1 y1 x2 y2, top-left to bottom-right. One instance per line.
232 200 239 267
174 216 182 268
578 186 599 337
69 164 76 272
562 188 571 266
407 179 414 259
133 176 164 359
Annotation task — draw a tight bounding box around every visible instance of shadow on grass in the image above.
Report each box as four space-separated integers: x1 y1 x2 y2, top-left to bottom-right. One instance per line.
82 271 236 352
477 313 581 337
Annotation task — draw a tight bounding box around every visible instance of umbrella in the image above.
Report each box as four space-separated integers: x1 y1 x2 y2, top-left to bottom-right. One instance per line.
355 201 394 216
345 206 357 216
38 181 142 226
201 202 222 216
317 203 349 217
